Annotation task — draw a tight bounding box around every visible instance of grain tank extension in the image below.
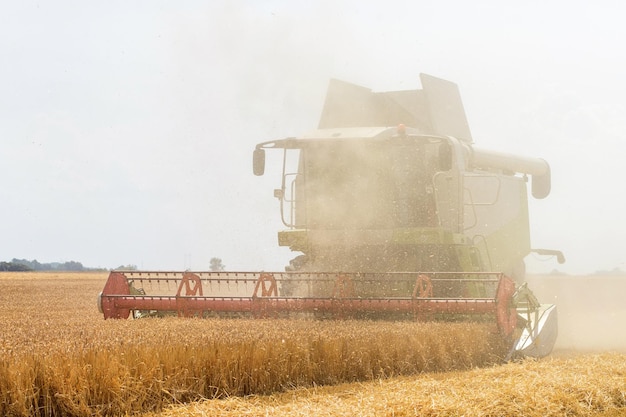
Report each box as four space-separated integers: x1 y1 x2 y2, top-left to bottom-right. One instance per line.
99 74 563 359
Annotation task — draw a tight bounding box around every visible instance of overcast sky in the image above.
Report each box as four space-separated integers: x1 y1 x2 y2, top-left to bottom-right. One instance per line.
1 1 624 274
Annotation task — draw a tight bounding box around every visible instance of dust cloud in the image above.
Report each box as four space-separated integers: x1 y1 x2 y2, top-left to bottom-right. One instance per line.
526 274 626 353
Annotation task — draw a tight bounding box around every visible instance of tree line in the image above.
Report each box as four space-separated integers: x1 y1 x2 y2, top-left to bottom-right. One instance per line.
0 257 226 272
0 258 97 272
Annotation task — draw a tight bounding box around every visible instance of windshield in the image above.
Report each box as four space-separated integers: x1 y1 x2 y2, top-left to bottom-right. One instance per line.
293 137 444 229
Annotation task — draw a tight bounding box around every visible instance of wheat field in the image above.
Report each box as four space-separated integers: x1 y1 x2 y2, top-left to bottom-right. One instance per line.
150 353 626 417
0 272 624 417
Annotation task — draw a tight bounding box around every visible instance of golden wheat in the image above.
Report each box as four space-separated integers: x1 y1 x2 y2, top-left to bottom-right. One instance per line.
150 353 626 417
2 272 625 417
0 272 506 416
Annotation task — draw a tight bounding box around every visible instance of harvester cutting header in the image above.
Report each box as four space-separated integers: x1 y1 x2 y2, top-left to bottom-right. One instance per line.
99 74 563 359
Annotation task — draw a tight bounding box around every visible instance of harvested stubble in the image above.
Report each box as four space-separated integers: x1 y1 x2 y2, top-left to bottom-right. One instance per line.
0 272 506 416
152 353 626 417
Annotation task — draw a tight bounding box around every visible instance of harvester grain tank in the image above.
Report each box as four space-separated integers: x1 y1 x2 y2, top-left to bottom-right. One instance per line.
99 74 563 359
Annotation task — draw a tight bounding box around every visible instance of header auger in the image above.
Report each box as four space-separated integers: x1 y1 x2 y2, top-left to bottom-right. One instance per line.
99 74 562 358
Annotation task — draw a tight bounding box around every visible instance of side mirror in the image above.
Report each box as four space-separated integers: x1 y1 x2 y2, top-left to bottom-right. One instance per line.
253 148 265 176
532 170 551 199
531 161 551 199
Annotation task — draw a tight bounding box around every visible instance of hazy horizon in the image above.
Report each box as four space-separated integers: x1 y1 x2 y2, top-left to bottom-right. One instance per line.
2 2 625 275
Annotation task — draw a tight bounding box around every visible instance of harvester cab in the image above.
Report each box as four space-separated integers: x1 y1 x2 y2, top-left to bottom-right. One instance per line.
99 74 563 359
254 75 558 276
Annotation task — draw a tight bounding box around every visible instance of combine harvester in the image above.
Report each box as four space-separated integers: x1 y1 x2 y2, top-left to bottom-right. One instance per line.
99 74 564 359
